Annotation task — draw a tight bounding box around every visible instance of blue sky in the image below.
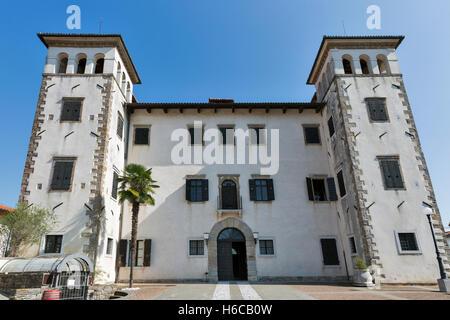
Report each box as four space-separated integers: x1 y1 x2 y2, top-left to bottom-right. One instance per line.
0 1 448 229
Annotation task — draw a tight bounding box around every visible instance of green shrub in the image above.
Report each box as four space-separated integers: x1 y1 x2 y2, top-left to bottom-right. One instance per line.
355 256 368 270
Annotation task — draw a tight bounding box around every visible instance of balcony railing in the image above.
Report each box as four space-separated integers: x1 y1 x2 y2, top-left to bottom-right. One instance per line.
217 196 243 218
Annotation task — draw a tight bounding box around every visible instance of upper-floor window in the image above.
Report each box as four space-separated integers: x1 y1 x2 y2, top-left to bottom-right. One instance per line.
188 126 204 145
94 54 105 74
377 54 390 75
50 159 75 191
219 126 235 145
249 179 275 201
306 176 338 202
106 238 114 255
249 126 266 145
378 157 405 189
134 127 150 145
76 54 87 74
61 98 83 122
45 235 63 254
349 236 357 255
186 179 209 202
337 170 346 197
342 55 353 74
117 62 122 82
303 125 321 145
111 171 119 200
58 53 68 74
366 98 389 122
117 112 124 139
327 116 335 137
360 55 371 74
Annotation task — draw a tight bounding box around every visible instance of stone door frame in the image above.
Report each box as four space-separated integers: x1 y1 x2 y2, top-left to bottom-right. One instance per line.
207 217 257 282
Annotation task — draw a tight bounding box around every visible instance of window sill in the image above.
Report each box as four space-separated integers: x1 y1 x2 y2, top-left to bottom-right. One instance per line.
258 254 276 258
322 265 341 268
187 255 206 258
398 251 422 256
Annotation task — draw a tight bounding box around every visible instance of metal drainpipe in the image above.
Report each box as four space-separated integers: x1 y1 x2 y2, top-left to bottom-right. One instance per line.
114 104 130 284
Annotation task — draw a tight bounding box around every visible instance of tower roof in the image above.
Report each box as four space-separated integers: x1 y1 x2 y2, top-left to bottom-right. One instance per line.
307 35 405 85
37 33 142 84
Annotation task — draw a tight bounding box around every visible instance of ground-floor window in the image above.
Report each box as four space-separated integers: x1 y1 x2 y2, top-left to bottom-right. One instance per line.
44 234 63 254
395 232 421 254
189 240 205 256
320 238 340 266
259 239 275 255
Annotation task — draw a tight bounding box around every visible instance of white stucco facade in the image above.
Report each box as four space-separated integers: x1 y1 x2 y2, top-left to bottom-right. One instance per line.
19 34 449 284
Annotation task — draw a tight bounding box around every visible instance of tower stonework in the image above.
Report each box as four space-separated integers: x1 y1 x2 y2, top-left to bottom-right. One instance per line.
18 34 141 283
308 36 449 283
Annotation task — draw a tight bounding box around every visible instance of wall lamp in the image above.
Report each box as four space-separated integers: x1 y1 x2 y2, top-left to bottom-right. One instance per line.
253 232 259 244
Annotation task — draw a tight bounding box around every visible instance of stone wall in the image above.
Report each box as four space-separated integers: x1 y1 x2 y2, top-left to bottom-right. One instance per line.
0 225 9 257
88 284 118 300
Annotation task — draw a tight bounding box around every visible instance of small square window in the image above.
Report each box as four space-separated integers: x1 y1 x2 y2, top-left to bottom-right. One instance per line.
303 126 321 144
249 126 266 145
219 126 235 145
61 99 82 122
397 233 420 253
134 127 150 145
189 240 204 256
366 98 389 122
259 240 275 255
249 179 275 201
106 238 114 255
327 117 335 137
45 235 63 254
186 179 208 202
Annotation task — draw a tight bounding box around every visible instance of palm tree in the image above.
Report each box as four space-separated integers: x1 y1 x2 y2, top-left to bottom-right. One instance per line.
117 164 159 288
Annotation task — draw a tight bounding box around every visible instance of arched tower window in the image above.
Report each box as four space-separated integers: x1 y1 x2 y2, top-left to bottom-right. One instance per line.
76 54 87 74
58 53 68 74
122 72 126 91
126 82 131 100
94 54 105 74
117 62 122 82
359 55 371 75
342 55 353 74
377 54 390 75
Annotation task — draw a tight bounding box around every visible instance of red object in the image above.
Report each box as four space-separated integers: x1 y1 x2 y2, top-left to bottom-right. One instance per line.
42 290 60 300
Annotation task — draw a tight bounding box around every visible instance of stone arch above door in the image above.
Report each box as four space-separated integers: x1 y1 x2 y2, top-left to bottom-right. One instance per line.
207 217 257 282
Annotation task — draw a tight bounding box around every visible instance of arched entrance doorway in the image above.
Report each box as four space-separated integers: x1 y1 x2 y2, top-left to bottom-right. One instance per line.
217 228 247 281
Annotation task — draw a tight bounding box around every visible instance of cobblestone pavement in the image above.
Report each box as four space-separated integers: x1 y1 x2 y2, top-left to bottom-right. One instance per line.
119 282 450 300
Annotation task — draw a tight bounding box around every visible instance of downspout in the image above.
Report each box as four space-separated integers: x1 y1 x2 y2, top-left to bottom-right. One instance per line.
115 103 130 283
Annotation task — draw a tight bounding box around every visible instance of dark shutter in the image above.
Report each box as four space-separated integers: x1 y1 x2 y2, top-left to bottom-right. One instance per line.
202 179 209 201
118 240 128 267
367 99 388 121
143 239 152 267
337 171 346 197
61 162 74 190
327 177 338 201
380 159 403 189
267 179 275 201
320 238 339 265
304 127 321 144
112 171 119 199
135 128 149 145
306 178 314 201
186 180 192 201
51 162 65 190
249 179 257 201
390 161 404 188
61 101 81 121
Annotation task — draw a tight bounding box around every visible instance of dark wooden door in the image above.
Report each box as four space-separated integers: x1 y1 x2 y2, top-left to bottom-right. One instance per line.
217 241 233 281
222 180 237 209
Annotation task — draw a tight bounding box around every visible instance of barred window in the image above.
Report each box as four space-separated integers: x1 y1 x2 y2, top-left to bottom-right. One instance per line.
189 240 204 256
45 235 63 254
398 233 419 252
303 126 321 144
259 240 275 255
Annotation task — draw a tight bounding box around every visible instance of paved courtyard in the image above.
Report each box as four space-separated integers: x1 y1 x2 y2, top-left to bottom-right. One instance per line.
119 282 450 300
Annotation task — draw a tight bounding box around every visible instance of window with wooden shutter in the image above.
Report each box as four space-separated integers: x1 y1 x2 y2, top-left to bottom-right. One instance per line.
112 171 119 199
51 160 74 191
306 178 314 201
144 239 152 267
186 179 208 202
134 127 149 145
135 240 145 267
320 238 340 265
366 98 388 122
379 158 404 189
60 99 82 122
337 170 346 197
303 126 321 144
118 239 128 267
327 178 338 201
117 113 124 139
250 179 274 202
327 116 335 137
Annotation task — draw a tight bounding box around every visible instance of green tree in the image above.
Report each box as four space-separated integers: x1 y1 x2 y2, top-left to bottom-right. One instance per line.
117 164 159 288
0 203 56 257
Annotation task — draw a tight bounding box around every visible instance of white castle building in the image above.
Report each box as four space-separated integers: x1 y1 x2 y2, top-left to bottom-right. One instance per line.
18 33 449 284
